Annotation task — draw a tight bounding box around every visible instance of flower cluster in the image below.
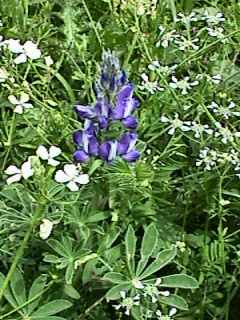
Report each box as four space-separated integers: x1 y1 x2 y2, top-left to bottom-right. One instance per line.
2 38 41 64
73 51 140 163
196 148 240 171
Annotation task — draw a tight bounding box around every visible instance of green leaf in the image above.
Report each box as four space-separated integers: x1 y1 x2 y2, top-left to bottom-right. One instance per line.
88 159 103 175
48 239 70 258
160 274 199 289
103 272 128 284
106 283 131 300
0 273 17 308
125 225 137 272
65 263 74 284
10 270 26 307
64 284 80 300
31 299 72 317
31 317 66 320
139 247 176 279
137 223 158 275
159 294 188 310
28 275 47 314
87 212 109 223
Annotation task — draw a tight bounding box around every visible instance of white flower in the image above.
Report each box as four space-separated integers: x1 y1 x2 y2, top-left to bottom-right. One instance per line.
176 12 198 24
39 219 53 240
161 114 191 135
139 73 164 94
215 122 240 144
196 148 218 171
156 27 179 48
113 291 140 316
5 160 33 184
156 308 177 320
207 27 225 41
176 241 186 252
175 37 199 51
45 55 54 67
169 76 199 95
190 121 213 138
210 74 222 84
8 92 33 114
55 164 89 191
132 278 144 289
4 39 23 53
36 145 61 166
203 11 225 25
0 67 9 82
12 40 41 64
208 101 240 119
148 62 177 75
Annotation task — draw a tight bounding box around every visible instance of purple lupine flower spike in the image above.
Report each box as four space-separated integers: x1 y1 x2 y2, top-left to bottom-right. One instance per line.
73 50 140 164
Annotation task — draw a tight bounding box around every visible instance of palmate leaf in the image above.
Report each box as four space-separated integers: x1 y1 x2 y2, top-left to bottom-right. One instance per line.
138 247 177 279
136 223 158 275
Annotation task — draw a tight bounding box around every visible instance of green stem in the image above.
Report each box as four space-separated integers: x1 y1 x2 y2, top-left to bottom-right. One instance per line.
81 0 102 47
0 203 45 303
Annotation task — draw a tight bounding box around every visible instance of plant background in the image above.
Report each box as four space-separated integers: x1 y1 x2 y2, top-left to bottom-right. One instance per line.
0 0 240 319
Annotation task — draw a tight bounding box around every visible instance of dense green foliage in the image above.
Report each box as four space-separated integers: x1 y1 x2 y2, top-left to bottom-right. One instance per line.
0 0 240 319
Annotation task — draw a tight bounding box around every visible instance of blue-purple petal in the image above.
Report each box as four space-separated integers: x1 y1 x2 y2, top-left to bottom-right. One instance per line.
75 105 96 119
122 116 138 129
99 142 111 161
74 150 89 163
122 150 140 162
73 130 83 145
88 136 99 156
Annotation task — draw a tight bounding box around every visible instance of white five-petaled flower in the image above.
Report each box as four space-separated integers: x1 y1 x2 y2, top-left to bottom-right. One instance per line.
208 101 240 119
156 27 179 48
36 145 61 166
55 164 89 191
169 76 199 95
175 36 199 51
5 160 34 185
161 114 191 135
202 11 225 25
196 148 218 171
113 291 140 316
8 92 33 114
39 219 53 240
156 308 177 320
190 121 213 138
139 73 164 94
215 122 240 144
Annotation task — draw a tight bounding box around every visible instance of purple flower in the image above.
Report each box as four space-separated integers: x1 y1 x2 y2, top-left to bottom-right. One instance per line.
113 84 140 128
75 105 96 119
73 130 99 163
99 141 118 162
118 132 140 162
73 51 140 165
